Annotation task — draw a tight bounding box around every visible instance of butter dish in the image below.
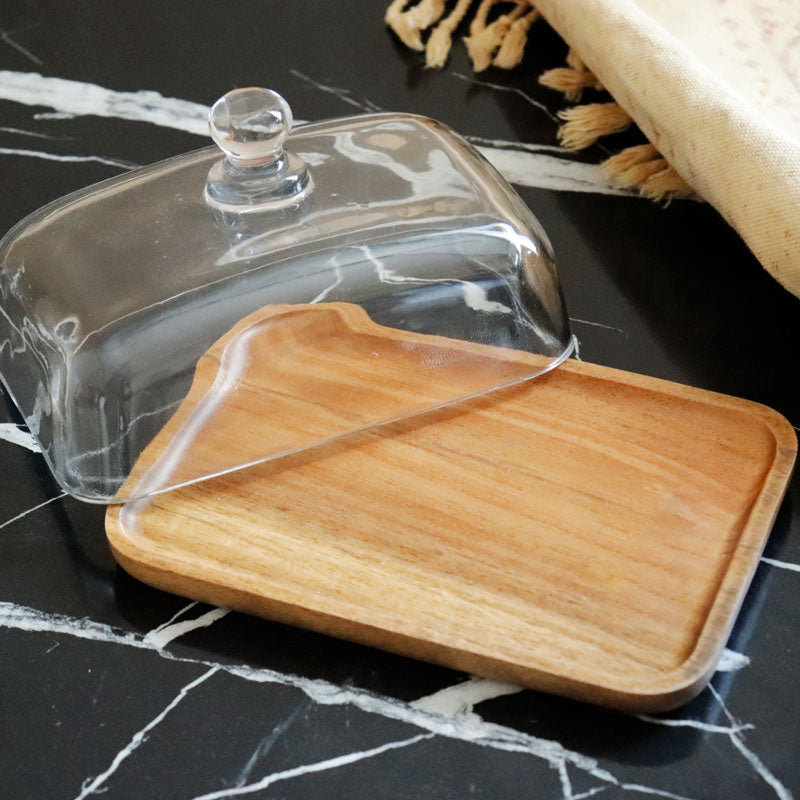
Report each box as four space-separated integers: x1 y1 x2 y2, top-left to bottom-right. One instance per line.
3 89 795 712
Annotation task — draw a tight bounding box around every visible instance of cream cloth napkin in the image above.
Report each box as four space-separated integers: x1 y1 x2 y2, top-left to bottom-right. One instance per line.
386 0 800 299
534 0 800 298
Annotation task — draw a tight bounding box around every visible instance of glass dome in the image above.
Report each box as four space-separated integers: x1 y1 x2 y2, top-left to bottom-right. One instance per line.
0 88 573 503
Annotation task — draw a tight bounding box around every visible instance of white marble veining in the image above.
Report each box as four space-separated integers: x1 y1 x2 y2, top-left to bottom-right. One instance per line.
708 685 793 800
0 491 65 530
478 146 630 195
0 145 136 169
717 648 751 672
0 70 629 197
0 601 657 794
143 606 230 648
65 398 183 470
571 788 609 799
33 111 76 120
0 602 154 649
73 667 220 800
412 676 523 717
191 733 435 800
287 68 626 195
761 556 800 574
0 27 43 66
0 422 40 452
635 713 753 736
359 242 513 316
143 600 198 638
0 125 72 139
290 69 384 113
569 316 629 337
0 70 209 135
309 257 344 304
461 280 515 314
233 702 310 788
465 134 568 154
446 69 558 121
1 600 783 800
411 647 752 726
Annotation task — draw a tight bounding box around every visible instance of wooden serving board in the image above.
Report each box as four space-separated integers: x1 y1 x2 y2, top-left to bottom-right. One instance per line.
106 303 796 712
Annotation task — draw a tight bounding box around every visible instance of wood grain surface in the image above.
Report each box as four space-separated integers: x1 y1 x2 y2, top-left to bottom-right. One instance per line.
106 303 797 711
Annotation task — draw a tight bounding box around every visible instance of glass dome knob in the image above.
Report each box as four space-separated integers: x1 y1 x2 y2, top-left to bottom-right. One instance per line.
209 88 293 167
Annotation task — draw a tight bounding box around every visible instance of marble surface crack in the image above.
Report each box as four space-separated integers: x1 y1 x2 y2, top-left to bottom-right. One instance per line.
617 784 697 799
0 491 65 530
143 606 230 649
0 27 43 66
708 685 793 800
290 69 383 113
572 787 609 799
190 733 434 800
359 243 517 318
0 145 136 169
569 317 629 337
285 66 622 196
446 69 558 122
761 556 800 574
1 603 153 649
66 398 183 468
144 600 198 638
558 759 575 800
234 701 310 788
0 125 72 139
71 666 219 799
635 713 753 735
412 676 523 717
309 258 344 304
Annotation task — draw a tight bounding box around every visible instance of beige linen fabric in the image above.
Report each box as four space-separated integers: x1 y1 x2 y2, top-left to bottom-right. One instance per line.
533 0 800 298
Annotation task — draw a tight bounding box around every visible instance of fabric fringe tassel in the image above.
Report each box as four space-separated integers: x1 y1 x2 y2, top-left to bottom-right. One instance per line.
602 145 694 201
556 102 632 150
426 0 475 67
539 49 603 101
384 0 696 203
387 0 538 70
539 66 603 101
385 0 448 51
492 8 540 69
464 0 534 72
565 48 585 71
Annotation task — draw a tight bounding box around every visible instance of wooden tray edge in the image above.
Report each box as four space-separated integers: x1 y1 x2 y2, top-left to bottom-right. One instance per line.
105 538 691 713
551 360 798 708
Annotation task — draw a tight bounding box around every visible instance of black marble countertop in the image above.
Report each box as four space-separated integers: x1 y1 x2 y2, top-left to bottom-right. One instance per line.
1 2 799 798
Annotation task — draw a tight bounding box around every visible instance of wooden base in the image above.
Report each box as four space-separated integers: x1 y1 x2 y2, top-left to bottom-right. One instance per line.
106 305 796 712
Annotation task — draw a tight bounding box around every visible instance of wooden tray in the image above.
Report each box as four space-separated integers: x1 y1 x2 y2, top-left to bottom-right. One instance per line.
106 304 796 712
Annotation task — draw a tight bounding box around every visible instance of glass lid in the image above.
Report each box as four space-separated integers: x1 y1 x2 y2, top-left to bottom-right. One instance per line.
0 87 573 503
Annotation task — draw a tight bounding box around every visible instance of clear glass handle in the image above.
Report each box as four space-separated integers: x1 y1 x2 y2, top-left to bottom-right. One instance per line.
204 87 311 213
209 87 292 167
